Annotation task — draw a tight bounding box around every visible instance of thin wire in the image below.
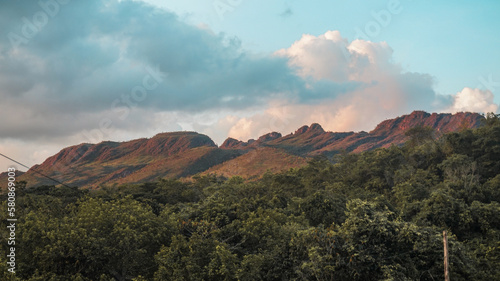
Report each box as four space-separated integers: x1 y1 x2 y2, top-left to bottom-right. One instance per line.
0 152 73 188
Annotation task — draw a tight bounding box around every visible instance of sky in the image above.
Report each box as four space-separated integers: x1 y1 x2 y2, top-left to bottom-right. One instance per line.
0 0 499 172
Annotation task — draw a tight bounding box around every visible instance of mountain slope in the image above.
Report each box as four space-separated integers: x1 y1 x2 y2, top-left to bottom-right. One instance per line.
206 111 483 177
204 147 308 179
7 111 484 188
17 132 241 188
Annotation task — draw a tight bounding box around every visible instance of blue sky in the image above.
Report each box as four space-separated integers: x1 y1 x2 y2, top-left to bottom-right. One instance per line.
146 0 500 100
0 0 498 171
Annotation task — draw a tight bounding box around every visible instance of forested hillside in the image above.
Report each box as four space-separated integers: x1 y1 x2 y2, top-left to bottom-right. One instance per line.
8 111 483 188
1 113 499 281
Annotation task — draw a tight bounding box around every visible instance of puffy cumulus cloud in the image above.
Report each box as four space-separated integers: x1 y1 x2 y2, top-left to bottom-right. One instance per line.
275 30 397 82
222 30 442 141
224 31 500 142
445 87 498 114
275 31 351 82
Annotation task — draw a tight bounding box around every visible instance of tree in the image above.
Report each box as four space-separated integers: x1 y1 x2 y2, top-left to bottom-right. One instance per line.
155 233 238 281
405 126 435 147
18 196 165 280
295 190 346 227
482 112 500 127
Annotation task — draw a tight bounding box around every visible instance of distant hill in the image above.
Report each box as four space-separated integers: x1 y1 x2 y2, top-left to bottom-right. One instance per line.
15 132 242 188
3 111 484 188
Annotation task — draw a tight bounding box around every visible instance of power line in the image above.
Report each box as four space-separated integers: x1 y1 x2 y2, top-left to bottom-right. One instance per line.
0 152 73 188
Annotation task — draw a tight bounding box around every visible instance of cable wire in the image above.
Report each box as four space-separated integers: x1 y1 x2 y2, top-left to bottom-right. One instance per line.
0 152 73 188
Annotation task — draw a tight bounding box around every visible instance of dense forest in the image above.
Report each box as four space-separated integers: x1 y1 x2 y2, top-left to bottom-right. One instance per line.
1 113 499 281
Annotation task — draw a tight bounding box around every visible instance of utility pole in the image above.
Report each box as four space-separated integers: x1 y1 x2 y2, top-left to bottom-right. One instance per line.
443 230 450 281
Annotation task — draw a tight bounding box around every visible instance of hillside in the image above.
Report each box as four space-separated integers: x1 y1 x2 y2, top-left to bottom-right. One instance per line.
16 132 241 188
208 111 483 176
2 114 499 280
4 111 484 188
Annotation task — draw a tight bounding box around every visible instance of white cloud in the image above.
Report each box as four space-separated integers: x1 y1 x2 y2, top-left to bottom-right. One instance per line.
275 30 351 81
223 30 442 141
445 87 498 114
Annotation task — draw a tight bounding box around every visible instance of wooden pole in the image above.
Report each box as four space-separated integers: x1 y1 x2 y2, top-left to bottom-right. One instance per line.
443 230 450 281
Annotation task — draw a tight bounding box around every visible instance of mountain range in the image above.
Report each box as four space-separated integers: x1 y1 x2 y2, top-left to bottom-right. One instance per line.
2 111 484 188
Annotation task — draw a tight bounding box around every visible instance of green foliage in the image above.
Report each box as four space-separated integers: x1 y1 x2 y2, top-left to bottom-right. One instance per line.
11 196 166 280
405 126 435 147
295 190 346 226
1 119 499 280
155 234 238 281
